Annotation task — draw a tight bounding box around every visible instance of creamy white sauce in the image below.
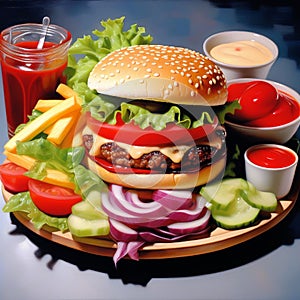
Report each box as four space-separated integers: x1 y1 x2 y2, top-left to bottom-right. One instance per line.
210 40 274 66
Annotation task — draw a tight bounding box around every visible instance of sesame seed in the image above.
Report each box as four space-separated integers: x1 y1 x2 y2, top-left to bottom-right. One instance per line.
146 68 152 73
174 81 179 87
153 73 160 77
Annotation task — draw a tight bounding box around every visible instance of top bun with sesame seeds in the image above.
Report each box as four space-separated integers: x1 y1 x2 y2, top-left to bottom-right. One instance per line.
88 44 227 106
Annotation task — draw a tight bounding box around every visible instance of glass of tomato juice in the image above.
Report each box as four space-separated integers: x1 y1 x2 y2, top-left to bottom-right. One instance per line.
0 22 72 137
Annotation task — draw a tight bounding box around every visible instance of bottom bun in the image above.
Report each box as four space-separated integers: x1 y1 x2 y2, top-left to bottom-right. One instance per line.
86 156 226 190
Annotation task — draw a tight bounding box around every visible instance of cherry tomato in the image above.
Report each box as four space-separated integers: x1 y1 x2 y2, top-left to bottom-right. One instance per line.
0 162 30 193
229 81 279 121
86 112 218 147
28 179 82 216
245 94 299 127
227 81 257 102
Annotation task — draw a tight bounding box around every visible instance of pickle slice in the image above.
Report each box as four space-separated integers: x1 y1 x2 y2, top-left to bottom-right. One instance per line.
211 195 260 229
201 178 249 209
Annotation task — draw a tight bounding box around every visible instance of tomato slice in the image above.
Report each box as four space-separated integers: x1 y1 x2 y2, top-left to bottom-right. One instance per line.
0 162 30 193
86 112 218 146
28 179 82 216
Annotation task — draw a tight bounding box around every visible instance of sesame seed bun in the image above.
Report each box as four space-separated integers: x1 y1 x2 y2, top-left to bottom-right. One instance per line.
88 45 228 106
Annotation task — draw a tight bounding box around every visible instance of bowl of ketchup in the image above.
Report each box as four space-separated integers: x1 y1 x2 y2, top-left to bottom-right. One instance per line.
244 144 298 199
225 78 300 144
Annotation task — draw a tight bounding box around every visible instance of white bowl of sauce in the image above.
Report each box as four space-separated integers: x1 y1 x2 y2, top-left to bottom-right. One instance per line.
203 31 278 80
244 144 298 198
225 78 300 144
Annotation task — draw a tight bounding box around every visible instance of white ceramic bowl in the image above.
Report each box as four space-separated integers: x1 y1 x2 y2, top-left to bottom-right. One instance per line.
225 78 300 144
244 144 298 198
203 31 278 80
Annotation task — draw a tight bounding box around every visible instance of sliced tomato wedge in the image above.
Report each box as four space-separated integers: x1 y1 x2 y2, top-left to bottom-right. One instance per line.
0 162 30 193
86 112 218 146
28 179 82 216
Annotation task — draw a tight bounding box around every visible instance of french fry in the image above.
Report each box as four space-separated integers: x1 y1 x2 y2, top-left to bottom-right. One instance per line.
60 113 86 149
46 110 81 145
34 99 64 112
56 83 79 99
4 151 75 189
4 96 81 153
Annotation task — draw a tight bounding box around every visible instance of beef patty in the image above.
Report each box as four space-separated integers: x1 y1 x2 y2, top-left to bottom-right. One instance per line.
83 131 226 174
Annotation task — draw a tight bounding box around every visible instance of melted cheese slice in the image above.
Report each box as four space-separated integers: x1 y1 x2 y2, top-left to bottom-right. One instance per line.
83 126 223 163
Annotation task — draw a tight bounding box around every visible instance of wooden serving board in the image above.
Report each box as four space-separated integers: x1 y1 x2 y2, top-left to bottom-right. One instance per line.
2 171 299 259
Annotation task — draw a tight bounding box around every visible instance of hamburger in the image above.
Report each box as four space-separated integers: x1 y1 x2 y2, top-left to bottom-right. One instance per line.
82 44 228 190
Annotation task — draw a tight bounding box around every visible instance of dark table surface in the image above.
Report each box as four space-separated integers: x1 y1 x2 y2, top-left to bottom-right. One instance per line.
0 1 300 299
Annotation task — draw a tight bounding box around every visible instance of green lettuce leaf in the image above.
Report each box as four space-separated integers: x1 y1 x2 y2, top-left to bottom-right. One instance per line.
215 100 241 124
67 16 153 89
2 192 68 231
66 16 153 122
16 138 85 181
73 165 108 197
224 144 241 178
73 82 116 122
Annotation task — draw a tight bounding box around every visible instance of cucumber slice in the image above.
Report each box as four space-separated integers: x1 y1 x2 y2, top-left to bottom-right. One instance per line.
71 200 107 220
68 214 110 237
241 186 278 212
201 178 248 209
211 195 260 229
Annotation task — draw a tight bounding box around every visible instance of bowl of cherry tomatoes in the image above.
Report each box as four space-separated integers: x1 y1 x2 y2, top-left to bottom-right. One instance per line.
225 78 300 144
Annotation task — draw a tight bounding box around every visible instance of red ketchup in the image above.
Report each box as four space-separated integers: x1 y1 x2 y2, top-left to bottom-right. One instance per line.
227 81 300 127
247 146 296 168
1 41 68 137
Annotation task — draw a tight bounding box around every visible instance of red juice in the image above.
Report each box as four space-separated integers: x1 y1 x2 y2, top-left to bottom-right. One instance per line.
1 41 68 137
